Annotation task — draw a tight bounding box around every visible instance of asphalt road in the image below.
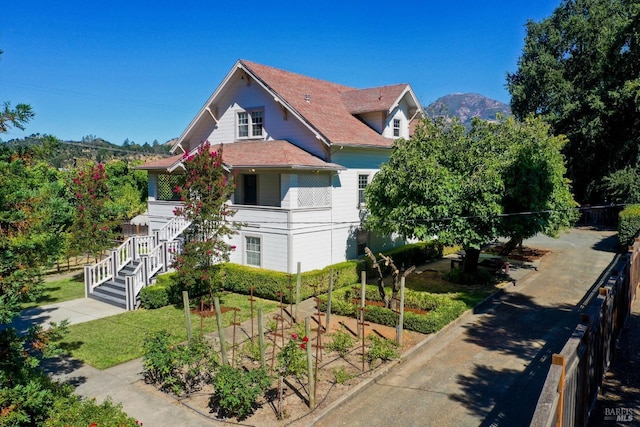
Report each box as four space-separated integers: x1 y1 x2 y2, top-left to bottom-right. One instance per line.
313 228 619 427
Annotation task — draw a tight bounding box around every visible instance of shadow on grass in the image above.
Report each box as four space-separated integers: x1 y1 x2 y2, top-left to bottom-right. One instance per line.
450 292 579 426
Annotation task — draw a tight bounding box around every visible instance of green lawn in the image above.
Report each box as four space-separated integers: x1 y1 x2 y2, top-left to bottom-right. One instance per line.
60 293 279 369
22 274 85 309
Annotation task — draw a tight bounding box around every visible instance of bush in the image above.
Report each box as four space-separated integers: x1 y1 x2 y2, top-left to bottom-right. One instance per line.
443 267 493 286
318 286 469 335
44 396 139 427
366 335 399 367
140 284 169 309
142 331 216 396
183 260 364 303
210 365 271 420
363 242 443 276
326 330 355 357
619 204 640 249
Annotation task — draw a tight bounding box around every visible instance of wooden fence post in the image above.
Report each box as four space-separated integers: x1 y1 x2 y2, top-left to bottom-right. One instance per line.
214 296 228 365
552 354 566 427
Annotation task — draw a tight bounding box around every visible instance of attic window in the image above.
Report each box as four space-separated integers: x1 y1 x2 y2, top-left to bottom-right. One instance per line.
238 108 264 139
393 119 401 137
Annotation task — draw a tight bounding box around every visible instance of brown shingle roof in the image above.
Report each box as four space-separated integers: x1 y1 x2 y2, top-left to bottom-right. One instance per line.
241 60 395 148
213 140 344 170
341 84 409 114
137 141 344 171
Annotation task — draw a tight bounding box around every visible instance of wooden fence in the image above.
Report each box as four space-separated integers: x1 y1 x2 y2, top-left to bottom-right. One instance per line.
531 239 639 426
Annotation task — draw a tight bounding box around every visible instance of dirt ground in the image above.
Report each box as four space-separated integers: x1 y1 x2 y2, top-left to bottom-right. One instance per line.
155 311 425 426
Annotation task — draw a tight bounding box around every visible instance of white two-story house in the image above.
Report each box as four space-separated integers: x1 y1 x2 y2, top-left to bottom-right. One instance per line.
139 60 422 273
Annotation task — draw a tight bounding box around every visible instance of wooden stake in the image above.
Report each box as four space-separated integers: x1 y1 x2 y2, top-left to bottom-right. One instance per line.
214 296 228 365
182 291 192 344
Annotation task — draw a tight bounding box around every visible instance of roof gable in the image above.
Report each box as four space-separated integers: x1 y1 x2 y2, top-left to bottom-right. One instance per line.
239 60 395 148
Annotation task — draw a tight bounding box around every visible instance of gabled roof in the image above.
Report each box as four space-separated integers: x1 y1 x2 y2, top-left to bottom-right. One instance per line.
138 140 344 172
341 84 414 115
172 60 422 156
240 60 395 148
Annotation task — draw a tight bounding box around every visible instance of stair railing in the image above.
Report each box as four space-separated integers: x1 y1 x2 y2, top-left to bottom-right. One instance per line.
85 215 191 307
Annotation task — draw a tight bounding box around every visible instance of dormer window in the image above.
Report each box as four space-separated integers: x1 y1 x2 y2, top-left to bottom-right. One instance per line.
238 108 264 138
393 118 401 137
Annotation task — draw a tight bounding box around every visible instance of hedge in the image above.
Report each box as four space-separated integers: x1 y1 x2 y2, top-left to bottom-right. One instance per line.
319 285 468 334
220 260 364 303
140 284 169 309
619 204 640 249
362 242 445 277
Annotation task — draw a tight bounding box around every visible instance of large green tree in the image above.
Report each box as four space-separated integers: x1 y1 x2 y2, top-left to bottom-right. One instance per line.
507 0 640 203
365 116 577 272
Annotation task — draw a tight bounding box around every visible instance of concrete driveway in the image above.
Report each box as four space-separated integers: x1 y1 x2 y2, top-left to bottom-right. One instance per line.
312 228 619 427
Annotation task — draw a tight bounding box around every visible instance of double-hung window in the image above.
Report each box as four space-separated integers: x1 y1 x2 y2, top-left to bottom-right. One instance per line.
237 109 264 139
393 118 401 137
358 174 369 206
245 236 261 267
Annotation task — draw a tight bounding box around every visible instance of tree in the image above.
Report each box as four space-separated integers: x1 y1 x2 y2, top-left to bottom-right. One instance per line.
172 141 238 301
507 0 640 203
483 116 579 252
365 116 505 272
68 163 118 261
365 116 577 272
0 140 72 322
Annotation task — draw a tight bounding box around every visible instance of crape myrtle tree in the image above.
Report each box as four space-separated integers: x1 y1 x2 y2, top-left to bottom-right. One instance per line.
365 115 577 273
68 163 119 262
507 0 640 203
172 141 238 302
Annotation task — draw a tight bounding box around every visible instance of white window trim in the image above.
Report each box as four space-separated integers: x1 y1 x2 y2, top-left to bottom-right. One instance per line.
393 118 401 137
237 107 264 139
244 234 262 267
358 173 370 208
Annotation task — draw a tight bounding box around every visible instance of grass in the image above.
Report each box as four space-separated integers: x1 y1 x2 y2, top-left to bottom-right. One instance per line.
60 293 279 369
404 269 498 307
21 274 86 309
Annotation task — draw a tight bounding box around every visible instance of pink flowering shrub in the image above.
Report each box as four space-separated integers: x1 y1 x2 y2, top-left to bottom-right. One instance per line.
171 141 238 302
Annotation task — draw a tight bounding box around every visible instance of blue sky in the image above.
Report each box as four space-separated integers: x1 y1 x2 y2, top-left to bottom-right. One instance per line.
1 1 560 146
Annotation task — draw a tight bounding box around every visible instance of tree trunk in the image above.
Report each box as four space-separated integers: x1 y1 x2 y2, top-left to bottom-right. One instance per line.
463 247 480 274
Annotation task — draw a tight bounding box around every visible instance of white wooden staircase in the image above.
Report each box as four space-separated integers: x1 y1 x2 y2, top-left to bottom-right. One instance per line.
84 216 190 310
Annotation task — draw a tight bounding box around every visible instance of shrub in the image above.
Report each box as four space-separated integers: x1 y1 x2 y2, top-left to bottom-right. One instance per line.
326 330 355 358
619 204 640 249
366 335 399 367
142 331 216 396
177 260 364 303
44 396 139 427
443 267 493 286
363 242 443 276
277 333 309 379
332 366 355 384
210 365 271 420
318 286 469 335
140 284 169 309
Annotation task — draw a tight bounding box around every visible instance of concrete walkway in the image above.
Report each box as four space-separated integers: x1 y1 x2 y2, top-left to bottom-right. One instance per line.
312 228 620 427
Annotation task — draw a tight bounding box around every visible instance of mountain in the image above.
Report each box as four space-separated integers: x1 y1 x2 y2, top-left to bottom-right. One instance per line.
425 93 511 127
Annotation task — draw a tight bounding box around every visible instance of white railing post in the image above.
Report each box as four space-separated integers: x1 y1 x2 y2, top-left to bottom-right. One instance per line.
125 275 134 310
110 249 118 278
132 236 138 260
84 264 92 297
161 241 168 273
141 254 149 287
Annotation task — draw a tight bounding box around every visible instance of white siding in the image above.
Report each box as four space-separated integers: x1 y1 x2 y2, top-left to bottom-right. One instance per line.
383 99 412 139
184 73 328 160
357 111 386 133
